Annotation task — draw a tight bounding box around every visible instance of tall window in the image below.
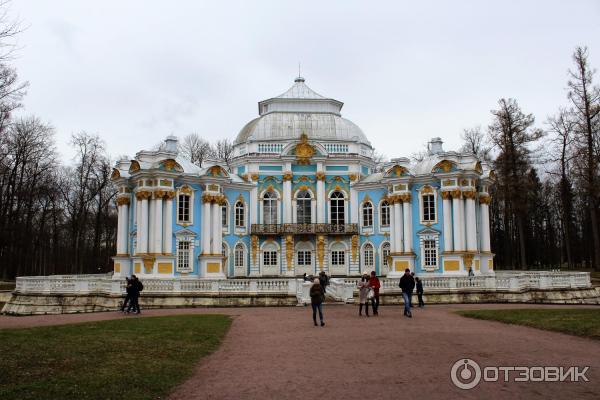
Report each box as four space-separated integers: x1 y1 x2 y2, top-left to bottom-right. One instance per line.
382 242 390 267
380 201 390 227
330 191 345 225
424 239 437 267
263 250 278 266
177 241 190 271
222 243 228 259
422 193 436 222
222 203 228 227
234 243 245 268
235 201 245 228
297 250 312 266
178 194 190 223
331 250 345 266
263 190 278 224
363 243 374 269
362 202 373 228
296 190 312 224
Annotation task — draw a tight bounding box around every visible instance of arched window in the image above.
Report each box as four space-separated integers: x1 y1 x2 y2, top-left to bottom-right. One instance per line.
263 190 278 224
362 202 373 228
363 243 374 269
177 193 190 223
222 202 228 227
296 190 312 224
380 201 390 227
382 242 390 268
330 191 345 225
234 243 245 268
235 201 245 228
330 242 346 267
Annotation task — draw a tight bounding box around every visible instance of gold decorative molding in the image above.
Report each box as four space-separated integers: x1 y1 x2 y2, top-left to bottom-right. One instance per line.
450 189 462 199
160 179 171 186
387 165 407 177
315 171 325 181
440 191 452 200
463 190 477 200
399 193 411 203
129 160 140 173
349 173 358 182
142 256 155 270
241 173 250 182
135 190 152 200
283 171 293 181
432 159 454 173
421 185 434 194
164 190 176 200
251 235 258 265
153 190 166 199
479 194 492 205
316 235 325 270
475 161 483 174
202 193 226 205
295 132 315 165
250 173 259 181
179 185 193 195
111 168 121 180
442 179 454 187
116 197 130 206
285 235 294 270
463 253 474 269
351 235 359 262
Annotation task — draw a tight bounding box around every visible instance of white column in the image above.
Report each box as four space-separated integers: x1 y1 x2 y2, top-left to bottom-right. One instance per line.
148 197 156 254
389 202 396 253
283 177 292 223
139 196 149 254
442 194 453 252
317 163 325 223
465 195 477 252
135 198 142 254
162 195 173 254
153 196 163 254
350 188 358 224
202 200 211 255
211 202 221 254
116 203 124 254
452 194 463 251
459 196 466 251
480 200 491 252
402 198 412 252
250 186 258 225
394 202 403 253
311 199 316 224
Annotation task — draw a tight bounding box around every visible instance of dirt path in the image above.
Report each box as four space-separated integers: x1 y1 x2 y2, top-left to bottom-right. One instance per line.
2 304 599 399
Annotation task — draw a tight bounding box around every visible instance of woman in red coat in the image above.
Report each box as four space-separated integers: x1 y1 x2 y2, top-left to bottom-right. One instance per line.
368 271 381 316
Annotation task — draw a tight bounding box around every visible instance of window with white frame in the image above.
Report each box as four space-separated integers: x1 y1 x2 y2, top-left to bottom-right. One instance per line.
263 190 278 224
297 250 312 266
331 250 345 266
222 202 228 228
422 193 436 222
330 191 345 225
234 243 245 268
263 250 278 266
296 190 312 224
363 243 374 269
177 193 191 223
362 202 373 228
423 239 437 267
235 201 245 228
380 201 390 227
382 242 390 267
177 241 191 271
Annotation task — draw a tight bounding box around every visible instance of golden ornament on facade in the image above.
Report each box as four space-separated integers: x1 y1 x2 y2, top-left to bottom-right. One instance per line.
153 190 166 199
441 191 452 200
316 235 325 269
463 253 474 269
432 160 454 173
387 165 407 177
116 196 130 206
129 160 141 173
162 159 176 171
315 171 325 181
421 185 434 194
349 173 357 182
135 190 152 200
399 193 412 203
179 185 193 195
163 190 176 199
450 189 462 199
463 190 477 200
111 168 121 180
295 133 315 165
475 161 483 174
251 235 258 265
479 194 492 205
142 256 155 270
241 173 249 182
250 173 259 181
160 179 171 186
351 235 359 262
285 235 294 270
442 179 454 187
283 171 293 181
208 184 219 192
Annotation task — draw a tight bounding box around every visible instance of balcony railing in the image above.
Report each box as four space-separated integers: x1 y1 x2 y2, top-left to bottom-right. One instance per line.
251 223 359 235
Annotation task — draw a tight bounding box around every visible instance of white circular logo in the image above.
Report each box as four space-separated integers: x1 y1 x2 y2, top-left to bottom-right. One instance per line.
451 358 482 390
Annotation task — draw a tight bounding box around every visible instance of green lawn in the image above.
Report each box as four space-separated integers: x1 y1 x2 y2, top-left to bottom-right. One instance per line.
457 309 600 340
0 315 232 400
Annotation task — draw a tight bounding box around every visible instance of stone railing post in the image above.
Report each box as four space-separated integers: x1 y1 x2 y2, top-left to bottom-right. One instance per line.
249 280 258 293
111 280 122 295
173 280 182 293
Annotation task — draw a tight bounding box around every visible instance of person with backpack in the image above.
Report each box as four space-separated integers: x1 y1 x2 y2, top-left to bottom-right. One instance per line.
399 268 415 318
127 275 143 314
120 277 133 313
416 277 425 308
309 278 325 327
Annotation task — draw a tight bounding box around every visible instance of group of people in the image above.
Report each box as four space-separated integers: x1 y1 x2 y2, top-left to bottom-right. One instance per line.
308 267 425 325
120 275 144 314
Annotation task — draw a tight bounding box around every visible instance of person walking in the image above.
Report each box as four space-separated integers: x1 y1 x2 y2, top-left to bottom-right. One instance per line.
358 272 371 317
468 267 474 286
368 271 381 316
310 278 325 327
319 271 329 293
120 277 133 313
127 275 143 314
399 268 415 318
416 277 425 308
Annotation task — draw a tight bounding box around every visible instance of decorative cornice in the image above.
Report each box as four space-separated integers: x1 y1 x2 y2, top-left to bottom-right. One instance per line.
202 193 226 205
135 190 152 200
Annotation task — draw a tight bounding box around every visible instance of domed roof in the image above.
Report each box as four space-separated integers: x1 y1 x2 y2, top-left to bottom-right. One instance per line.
234 77 371 147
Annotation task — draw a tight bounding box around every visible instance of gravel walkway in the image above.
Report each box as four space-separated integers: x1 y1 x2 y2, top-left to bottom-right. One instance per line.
2 304 599 399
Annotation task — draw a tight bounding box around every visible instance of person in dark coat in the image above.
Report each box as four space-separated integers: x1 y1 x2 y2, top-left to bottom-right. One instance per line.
120 277 133 313
319 271 329 293
309 278 325 326
416 277 425 308
127 275 143 314
399 268 415 318
369 271 381 316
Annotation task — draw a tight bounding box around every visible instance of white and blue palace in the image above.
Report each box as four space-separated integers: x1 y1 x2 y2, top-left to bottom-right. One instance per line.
111 77 495 280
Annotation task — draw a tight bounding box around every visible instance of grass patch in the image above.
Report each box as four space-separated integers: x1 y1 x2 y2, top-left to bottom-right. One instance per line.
457 309 600 340
0 315 231 400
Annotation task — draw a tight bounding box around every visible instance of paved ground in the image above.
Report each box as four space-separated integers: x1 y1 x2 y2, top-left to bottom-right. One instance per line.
2 304 600 399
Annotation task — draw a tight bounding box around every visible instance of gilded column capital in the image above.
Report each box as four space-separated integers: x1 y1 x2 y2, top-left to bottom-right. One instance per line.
116 196 130 206
250 173 259 182
283 171 293 181
135 190 152 200
164 190 176 200
479 194 492 205
153 190 166 199
440 191 452 200
315 171 326 181
349 173 358 182
399 193 412 203
450 189 462 199
463 190 477 200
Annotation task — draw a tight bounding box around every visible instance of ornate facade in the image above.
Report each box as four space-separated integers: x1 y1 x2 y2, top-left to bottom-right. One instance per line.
112 77 494 279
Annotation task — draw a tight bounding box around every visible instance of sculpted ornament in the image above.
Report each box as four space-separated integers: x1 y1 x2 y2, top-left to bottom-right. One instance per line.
295 133 315 165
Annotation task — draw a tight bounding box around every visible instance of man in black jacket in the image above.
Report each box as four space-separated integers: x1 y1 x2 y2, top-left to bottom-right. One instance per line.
127 275 143 314
399 268 415 318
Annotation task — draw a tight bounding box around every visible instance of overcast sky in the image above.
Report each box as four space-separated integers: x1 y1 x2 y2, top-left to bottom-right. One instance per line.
10 0 600 163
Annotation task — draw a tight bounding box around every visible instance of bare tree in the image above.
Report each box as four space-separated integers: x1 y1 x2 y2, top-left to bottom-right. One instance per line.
179 133 213 167
460 126 491 161
213 138 234 171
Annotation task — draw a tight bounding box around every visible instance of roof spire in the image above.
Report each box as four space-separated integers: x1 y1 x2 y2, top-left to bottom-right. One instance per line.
295 61 305 83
